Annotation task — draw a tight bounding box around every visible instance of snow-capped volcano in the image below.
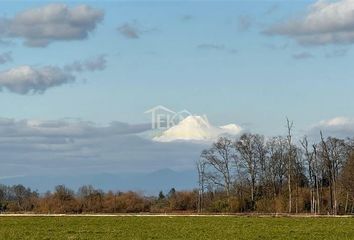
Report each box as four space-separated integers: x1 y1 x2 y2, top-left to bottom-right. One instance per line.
153 115 242 142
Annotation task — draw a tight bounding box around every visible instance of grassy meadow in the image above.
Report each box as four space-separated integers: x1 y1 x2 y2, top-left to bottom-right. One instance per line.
0 216 353 239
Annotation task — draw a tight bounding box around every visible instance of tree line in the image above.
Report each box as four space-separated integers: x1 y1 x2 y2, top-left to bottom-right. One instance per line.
0 184 198 214
197 120 354 215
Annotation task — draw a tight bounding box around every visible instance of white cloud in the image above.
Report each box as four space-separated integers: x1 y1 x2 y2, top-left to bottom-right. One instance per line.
308 117 354 138
0 4 103 47
320 117 353 127
265 0 354 45
0 55 107 94
154 115 242 142
0 65 75 94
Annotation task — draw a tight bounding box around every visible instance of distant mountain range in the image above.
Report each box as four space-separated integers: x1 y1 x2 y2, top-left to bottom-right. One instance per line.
0 168 197 195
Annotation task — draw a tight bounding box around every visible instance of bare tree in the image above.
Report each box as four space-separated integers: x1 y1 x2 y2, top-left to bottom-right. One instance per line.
267 136 287 198
254 135 268 193
341 153 354 214
196 158 206 213
234 133 263 204
312 144 321 214
201 137 234 198
319 133 348 215
286 118 294 213
300 136 316 214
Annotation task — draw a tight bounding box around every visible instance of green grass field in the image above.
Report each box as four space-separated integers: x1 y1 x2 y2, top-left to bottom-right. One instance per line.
0 216 353 240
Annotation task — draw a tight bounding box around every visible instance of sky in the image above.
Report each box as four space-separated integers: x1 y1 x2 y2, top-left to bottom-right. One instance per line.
0 0 354 190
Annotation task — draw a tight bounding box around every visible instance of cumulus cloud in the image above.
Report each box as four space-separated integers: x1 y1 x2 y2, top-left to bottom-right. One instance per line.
0 55 107 94
0 51 12 64
307 117 354 138
0 65 75 94
264 0 354 46
64 55 107 72
117 21 157 39
0 4 104 47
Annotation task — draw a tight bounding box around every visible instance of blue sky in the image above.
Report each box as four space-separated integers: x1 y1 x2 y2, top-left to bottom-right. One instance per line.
0 1 354 190
2 0 353 134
